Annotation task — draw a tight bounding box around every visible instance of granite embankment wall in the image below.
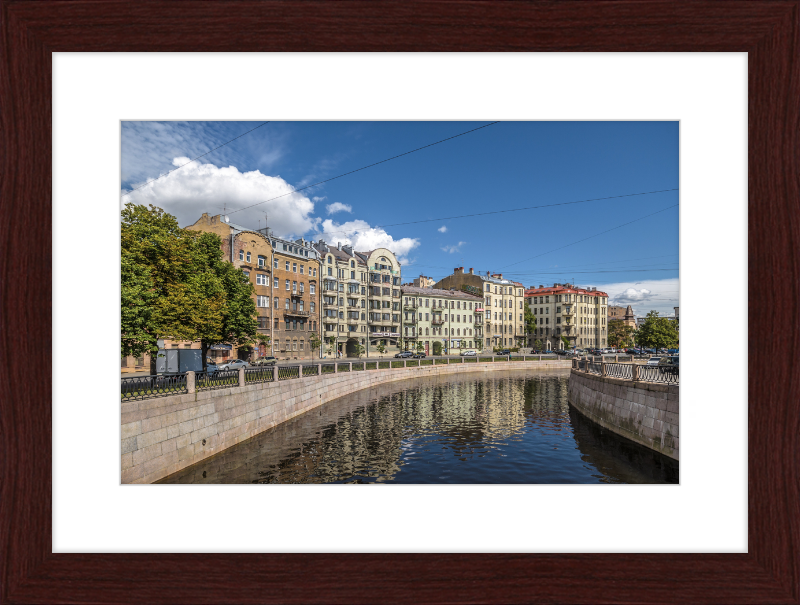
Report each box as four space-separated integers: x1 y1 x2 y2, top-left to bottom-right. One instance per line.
567 369 679 461
122 359 572 484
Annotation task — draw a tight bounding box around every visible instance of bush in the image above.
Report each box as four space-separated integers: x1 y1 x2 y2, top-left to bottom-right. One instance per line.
433 342 442 356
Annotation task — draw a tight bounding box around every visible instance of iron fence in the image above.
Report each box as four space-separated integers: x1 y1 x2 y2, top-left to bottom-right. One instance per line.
420 359 433 366
435 358 448 365
196 370 239 391
302 365 319 377
352 362 366 371
606 363 633 380
464 357 477 362
321 363 336 375
245 367 275 383
278 365 300 380
337 362 351 372
588 361 602 375
121 374 187 401
479 357 493 363
391 360 404 368
638 364 680 385
366 362 378 370
378 361 390 369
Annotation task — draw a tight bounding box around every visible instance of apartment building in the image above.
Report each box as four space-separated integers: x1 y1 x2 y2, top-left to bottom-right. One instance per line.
364 248 403 356
400 286 484 355
186 213 322 361
434 268 525 350
313 240 370 357
524 283 609 350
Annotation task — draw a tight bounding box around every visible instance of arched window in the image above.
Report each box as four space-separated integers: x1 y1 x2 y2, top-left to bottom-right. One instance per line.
445 328 448 335
246 252 251 262
327 256 332 264
350 260 355 268
457 328 460 336
299 340 304 351
425 328 429 335
292 339 298 351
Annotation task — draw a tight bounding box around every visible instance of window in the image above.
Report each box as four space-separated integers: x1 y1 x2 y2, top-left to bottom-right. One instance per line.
246 252 251 263
292 281 297 292
256 274 268 286
293 263 297 273
285 280 290 290
285 298 290 309
351 260 355 268
242 271 249 280
258 256 265 267
327 256 332 264
239 250 244 261
273 277 279 289
285 261 290 271
310 302 315 312
258 316 269 329
300 265 304 275
351 271 355 279
274 258 278 269
310 284 315 295
257 295 268 308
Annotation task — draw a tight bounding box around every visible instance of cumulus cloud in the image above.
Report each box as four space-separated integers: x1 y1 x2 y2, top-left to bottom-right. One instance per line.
441 241 466 254
121 158 317 237
313 218 420 266
596 278 679 318
326 202 352 215
438 225 447 233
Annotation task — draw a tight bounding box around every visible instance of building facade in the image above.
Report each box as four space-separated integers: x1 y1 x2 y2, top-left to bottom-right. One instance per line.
186 213 322 361
313 240 370 358
434 268 525 350
400 286 484 355
364 248 403 356
525 283 609 350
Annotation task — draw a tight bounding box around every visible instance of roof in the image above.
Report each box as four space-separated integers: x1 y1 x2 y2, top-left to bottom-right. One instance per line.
525 285 609 297
401 286 483 300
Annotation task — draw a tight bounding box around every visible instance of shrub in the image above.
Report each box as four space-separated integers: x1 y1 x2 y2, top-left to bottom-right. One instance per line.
433 342 442 356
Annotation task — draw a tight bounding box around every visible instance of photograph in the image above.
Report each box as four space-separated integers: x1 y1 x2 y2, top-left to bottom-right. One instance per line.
120 120 679 485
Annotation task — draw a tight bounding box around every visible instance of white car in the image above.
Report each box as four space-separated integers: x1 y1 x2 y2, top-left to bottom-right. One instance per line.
218 359 249 371
461 350 477 356
646 356 662 366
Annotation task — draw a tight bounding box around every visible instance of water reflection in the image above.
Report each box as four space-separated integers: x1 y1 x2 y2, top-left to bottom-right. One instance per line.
159 370 678 484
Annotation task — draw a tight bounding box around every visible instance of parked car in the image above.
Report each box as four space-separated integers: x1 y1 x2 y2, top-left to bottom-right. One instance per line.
646 356 662 366
496 349 511 356
667 349 679 355
217 359 249 371
658 356 679 375
253 356 277 366
395 351 414 358
461 350 477 356
203 362 219 375
544 350 553 354
412 352 426 358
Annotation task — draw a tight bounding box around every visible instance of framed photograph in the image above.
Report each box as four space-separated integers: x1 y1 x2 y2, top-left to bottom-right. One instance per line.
2 2 796 603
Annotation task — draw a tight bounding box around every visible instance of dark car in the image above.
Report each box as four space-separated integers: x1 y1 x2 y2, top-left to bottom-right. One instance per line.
658 356 679 375
412 352 426 358
667 349 679 354
497 349 511 356
395 351 414 358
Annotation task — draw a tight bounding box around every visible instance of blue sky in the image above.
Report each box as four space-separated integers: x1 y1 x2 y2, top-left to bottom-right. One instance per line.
121 121 679 316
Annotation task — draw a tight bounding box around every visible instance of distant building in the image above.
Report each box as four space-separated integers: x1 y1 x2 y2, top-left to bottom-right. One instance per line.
412 275 435 288
400 286 484 355
525 283 609 350
434 268 525 350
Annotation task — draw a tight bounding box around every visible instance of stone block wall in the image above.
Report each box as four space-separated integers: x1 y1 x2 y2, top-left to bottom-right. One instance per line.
567 369 679 460
122 359 572 484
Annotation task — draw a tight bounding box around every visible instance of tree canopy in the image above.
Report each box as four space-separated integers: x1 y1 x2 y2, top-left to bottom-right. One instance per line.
607 319 637 349
634 311 679 350
121 203 258 366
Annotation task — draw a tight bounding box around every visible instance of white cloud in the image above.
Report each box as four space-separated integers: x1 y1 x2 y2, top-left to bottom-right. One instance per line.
595 278 680 318
313 219 420 265
121 157 316 237
438 225 447 233
326 202 352 215
441 241 466 254
312 196 327 203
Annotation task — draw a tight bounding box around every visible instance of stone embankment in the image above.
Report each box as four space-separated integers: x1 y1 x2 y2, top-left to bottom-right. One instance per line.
122 359 571 484
567 368 679 461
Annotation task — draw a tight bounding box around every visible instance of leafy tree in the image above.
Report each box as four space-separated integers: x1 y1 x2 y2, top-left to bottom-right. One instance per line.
415 341 425 353
524 305 537 341
608 319 637 349
635 311 679 350
475 339 483 351
309 332 322 356
433 341 442 356
376 343 386 356
534 339 542 350
353 343 365 358
326 336 336 357
560 335 570 349
120 203 258 371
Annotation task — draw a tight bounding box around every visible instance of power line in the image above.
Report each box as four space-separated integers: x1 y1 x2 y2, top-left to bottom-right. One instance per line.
227 121 501 216
121 121 270 197
500 204 679 270
315 188 678 239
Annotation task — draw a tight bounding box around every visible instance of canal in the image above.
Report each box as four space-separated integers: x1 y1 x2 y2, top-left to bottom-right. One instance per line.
159 369 678 484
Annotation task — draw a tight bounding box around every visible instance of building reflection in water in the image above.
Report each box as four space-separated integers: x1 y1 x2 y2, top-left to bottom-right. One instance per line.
159 369 677 484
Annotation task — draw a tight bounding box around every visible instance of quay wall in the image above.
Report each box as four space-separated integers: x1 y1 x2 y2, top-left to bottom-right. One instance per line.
122 359 572 484
567 369 679 461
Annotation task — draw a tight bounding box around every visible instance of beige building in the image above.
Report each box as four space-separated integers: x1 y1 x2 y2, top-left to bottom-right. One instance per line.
400 286 484 355
434 267 525 350
364 248 403 356
412 275 435 288
525 283 609 350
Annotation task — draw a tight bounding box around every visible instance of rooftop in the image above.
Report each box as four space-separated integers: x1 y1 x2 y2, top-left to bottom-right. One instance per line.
401 286 483 300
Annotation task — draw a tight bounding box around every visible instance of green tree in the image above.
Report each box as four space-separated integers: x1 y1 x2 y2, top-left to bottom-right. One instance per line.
635 311 679 350
309 332 322 357
326 336 336 357
120 203 258 371
353 343 365 358
376 342 386 357
608 319 637 349
433 341 442 356
524 305 537 342
415 341 425 354
560 335 570 349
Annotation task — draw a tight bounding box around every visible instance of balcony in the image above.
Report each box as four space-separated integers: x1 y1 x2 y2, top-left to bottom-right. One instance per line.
404 316 419 324
403 305 418 311
291 291 304 298
562 308 574 316
431 318 445 325
284 309 309 317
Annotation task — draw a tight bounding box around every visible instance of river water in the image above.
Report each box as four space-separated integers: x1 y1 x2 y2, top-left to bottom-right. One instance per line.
159 370 678 484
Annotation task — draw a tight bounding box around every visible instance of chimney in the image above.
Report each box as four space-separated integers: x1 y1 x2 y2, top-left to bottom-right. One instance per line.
454 267 462 273
337 241 341 250
539 284 543 288
469 268 474 274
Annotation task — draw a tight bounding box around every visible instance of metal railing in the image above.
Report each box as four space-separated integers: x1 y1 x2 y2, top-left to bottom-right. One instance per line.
577 360 678 385
121 374 187 401
278 365 300 380
638 364 680 385
121 355 576 400
606 363 633 380
196 370 239 391
245 367 275 383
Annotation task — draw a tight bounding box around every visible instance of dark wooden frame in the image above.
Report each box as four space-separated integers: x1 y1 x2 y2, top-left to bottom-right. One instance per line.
1 1 797 603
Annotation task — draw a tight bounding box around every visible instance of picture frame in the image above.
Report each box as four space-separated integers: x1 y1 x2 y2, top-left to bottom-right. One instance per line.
1 1 797 603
